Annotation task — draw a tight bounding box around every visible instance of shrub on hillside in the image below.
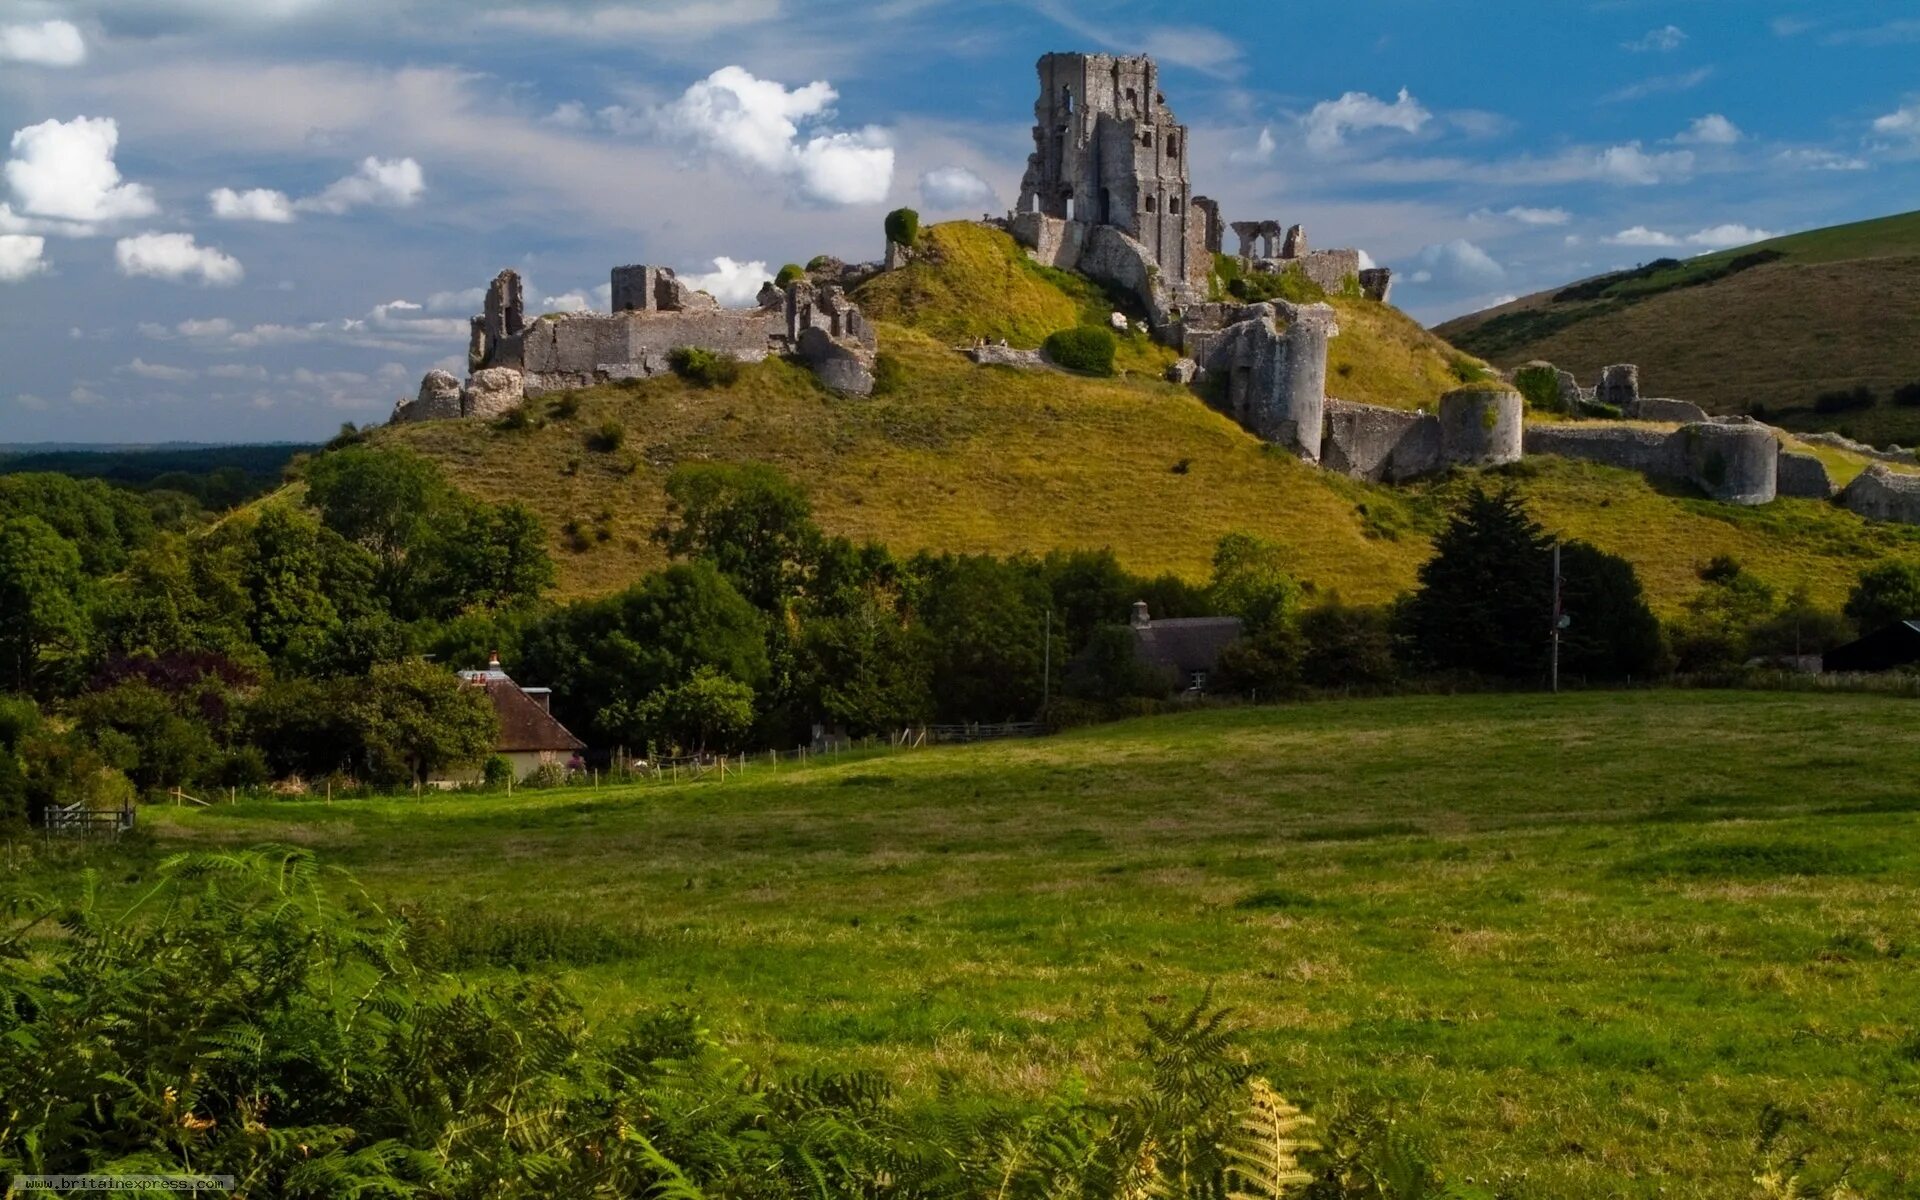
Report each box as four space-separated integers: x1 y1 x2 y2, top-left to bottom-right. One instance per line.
667 346 741 388
1043 325 1117 375
587 420 625 453
1845 560 1920 632
884 206 920 247
1512 363 1563 412
1226 266 1325 304
870 351 907 396
1893 381 1920 408
775 263 806 286
1813 385 1876 414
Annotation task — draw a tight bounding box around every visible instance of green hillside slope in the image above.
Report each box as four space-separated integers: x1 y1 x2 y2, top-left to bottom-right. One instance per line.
375 220 1920 613
1435 209 1920 442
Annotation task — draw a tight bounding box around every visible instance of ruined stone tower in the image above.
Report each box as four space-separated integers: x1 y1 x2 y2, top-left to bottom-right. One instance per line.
1015 53 1207 306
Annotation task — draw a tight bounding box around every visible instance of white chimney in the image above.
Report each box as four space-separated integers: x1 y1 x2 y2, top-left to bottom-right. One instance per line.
1130 600 1151 629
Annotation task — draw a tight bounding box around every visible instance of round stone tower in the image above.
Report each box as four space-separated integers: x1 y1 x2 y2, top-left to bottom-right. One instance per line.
1681 420 1777 505
1438 385 1524 468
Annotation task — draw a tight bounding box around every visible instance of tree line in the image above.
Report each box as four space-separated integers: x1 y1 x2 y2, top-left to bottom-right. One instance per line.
3 447 1915 823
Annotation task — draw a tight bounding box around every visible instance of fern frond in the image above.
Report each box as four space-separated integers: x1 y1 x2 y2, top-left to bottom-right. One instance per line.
1224 1078 1317 1200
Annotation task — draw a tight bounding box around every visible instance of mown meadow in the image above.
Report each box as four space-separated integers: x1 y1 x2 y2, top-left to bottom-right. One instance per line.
39 688 1920 1197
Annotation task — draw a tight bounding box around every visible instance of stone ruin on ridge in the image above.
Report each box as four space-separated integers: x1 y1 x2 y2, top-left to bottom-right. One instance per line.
392 263 878 423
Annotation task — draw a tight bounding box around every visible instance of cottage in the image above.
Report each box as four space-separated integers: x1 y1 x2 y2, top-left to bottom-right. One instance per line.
443 654 586 783
1126 601 1243 694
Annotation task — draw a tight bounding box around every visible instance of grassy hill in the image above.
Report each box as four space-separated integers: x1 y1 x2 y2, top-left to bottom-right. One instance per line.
1435 210 1920 442
125 690 1920 1195
375 220 1920 612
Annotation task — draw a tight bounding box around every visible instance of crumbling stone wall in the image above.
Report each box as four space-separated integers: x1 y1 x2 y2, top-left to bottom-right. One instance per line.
1629 396 1709 424
1196 300 1338 459
1320 400 1440 482
1776 449 1836 499
1840 465 1920 523
1521 424 1686 477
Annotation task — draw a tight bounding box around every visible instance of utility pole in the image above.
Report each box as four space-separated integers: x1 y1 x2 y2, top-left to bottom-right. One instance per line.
1550 541 1563 694
1043 606 1053 711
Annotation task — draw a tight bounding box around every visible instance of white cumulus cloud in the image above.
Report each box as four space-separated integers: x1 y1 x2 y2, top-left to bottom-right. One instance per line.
680 256 770 307
540 292 592 313
124 358 197 382
1503 206 1572 226
653 66 893 206
1676 114 1743 145
1229 126 1276 165
1624 25 1687 52
1606 224 1777 250
5 116 156 224
1595 142 1694 184
1302 88 1430 152
0 19 85 66
296 156 426 214
1873 101 1920 142
0 234 47 281
918 165 995 211
210 186 295 222
1408 239 1504 286
114 232 244 285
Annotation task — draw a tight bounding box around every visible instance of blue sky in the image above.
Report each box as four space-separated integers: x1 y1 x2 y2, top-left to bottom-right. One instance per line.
1 0 1916 442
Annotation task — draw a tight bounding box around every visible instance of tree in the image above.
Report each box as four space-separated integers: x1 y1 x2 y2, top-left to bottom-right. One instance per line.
0 516 89 697
1299 600 1399 688
801 596 932 732
655 463 821 612
238 505 376 669
908 554 1048 722
1669 555 1778 671
608 667 756 755
0 472 155 575
1845 560 1920 633
521 562 769 742
1555 541 1666 681
1399 486 1553 680
427 500 554 616
303 445 451 607
352 659 498 787
884 207 920 247
1209 532 1302 636
71 680 222 794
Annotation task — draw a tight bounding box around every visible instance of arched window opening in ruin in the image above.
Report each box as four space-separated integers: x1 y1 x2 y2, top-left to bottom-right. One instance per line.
1063 189 1075 221
1166 136 1179 158
1144 196 1157 213
1169 198 1182 215
1140 131 1153 147
1099 187 1112 223
1062 85 1074 114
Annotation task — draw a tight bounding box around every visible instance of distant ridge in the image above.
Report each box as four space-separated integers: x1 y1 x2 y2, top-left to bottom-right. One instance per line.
1435 209 1920 443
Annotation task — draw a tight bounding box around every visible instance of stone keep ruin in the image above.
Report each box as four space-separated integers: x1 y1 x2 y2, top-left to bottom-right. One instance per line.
392 262 878 423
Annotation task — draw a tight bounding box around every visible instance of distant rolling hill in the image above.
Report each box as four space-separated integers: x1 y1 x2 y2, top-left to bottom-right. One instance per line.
1435 209 1920 443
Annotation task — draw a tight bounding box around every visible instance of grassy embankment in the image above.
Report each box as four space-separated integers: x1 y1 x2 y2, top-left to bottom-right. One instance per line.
91 689 1920 1197
365 220 1920 611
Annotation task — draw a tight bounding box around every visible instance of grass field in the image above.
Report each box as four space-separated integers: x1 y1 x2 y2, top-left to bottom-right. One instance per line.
91 690 1920 1197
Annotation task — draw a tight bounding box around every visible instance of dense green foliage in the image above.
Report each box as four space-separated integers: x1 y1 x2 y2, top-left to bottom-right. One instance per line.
1845 559 1920 631
667 346 742 388
884 206 920 247
774 262 805 286
1 846 1467 1198
1044 325 1118 375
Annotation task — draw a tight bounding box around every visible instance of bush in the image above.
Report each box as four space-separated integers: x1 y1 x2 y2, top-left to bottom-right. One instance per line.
1512 363 1563 412
546 393 580 420
1813 386 1876 415
806 254 834 271
667 346 741 388
1043 325 1117 375
482 754 514 787
1893 381 1920 408
884 207 920 247
1226 266 1325 304
775 262 806 286
587 420 625 453
870 352 908 396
